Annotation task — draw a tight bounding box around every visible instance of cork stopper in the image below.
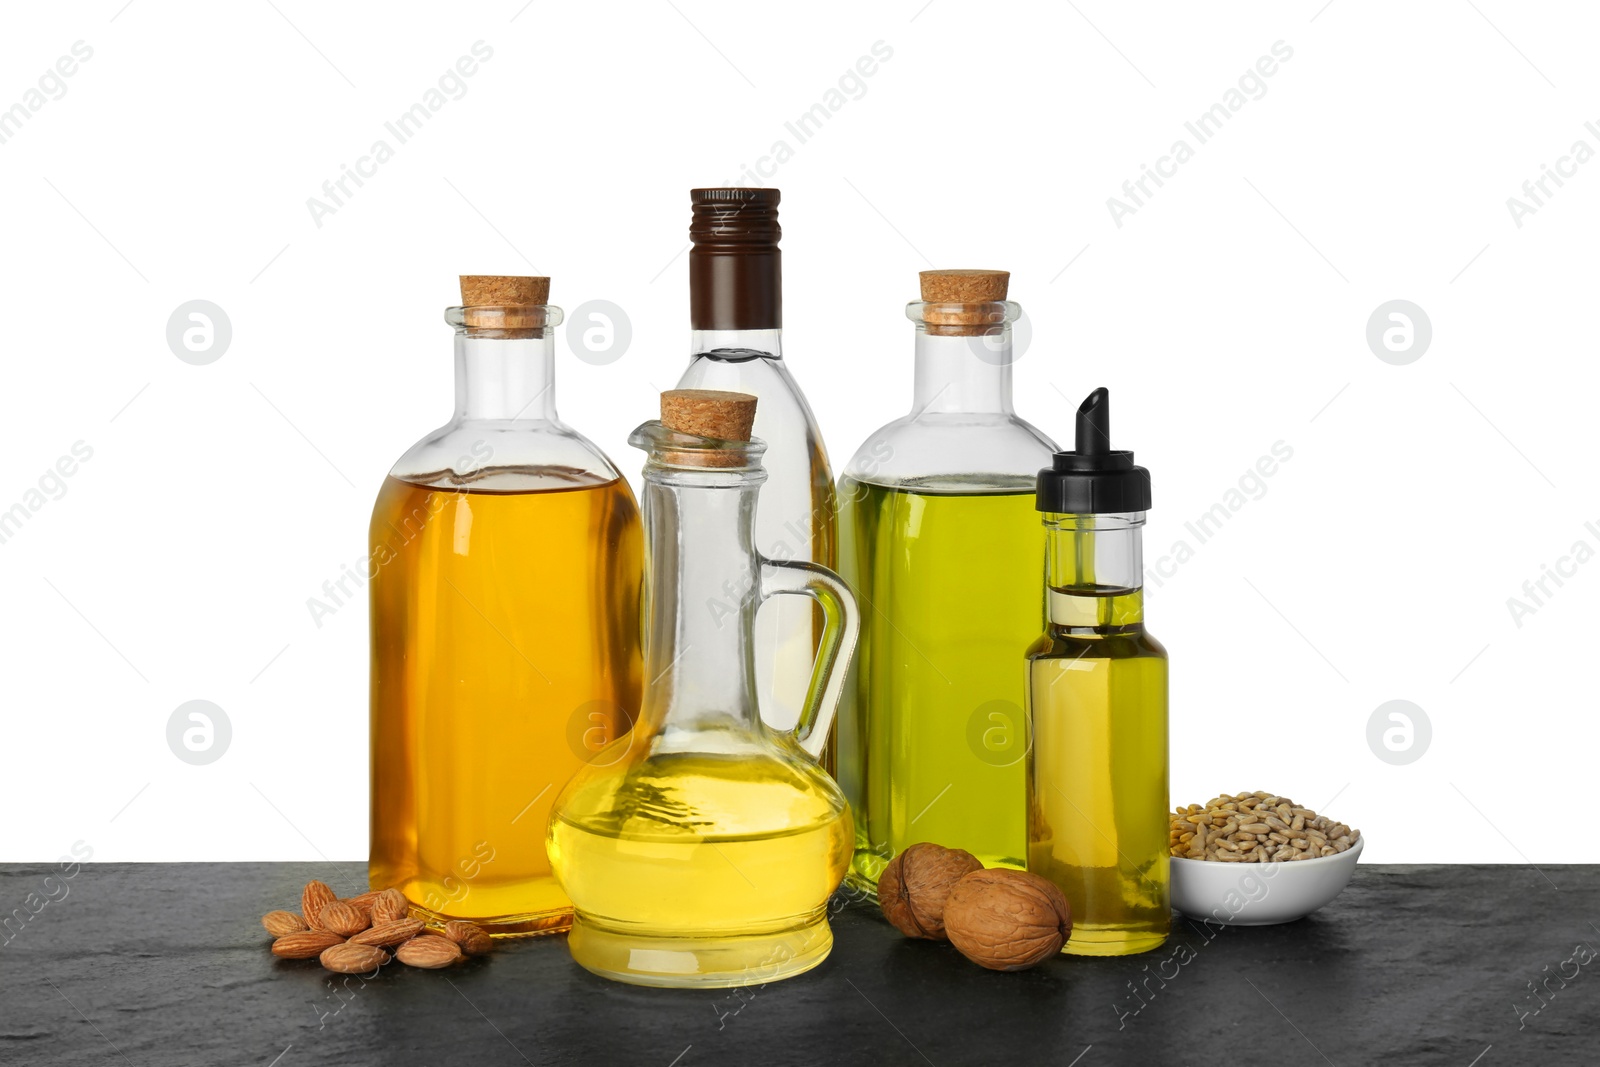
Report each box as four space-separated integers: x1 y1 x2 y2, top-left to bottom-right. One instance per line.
918 269 1010 336
659 389 758 468
460 275 549 307
919 269 1009 304
458 275 551 332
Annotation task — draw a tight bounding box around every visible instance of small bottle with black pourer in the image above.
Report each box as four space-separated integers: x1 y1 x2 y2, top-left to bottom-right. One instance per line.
1026 387 1169 956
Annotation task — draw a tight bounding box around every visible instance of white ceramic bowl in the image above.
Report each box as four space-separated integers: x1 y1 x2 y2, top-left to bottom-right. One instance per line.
1170 838 1363 926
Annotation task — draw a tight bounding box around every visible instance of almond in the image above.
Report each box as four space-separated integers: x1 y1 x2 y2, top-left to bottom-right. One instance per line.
396 934 462 969
443 920 493 956
320 942 388 975
351 919 425 948
344 890 382 908
301 880 338 930
271 930 346 960
318 901 370 938
371 888 410 925
261 910 307 938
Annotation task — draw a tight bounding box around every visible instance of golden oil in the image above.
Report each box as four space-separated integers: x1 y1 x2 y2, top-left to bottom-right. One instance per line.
369 472 642 935
1027 584 1169 955
547 407 858 988
548 745 852 986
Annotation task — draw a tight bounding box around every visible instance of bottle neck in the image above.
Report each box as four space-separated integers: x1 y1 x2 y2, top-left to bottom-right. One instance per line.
1045 513 1145 630
684 215 777 340
640 468 765 739
690 327 783 360
453 329 557 421
912 326 1014 415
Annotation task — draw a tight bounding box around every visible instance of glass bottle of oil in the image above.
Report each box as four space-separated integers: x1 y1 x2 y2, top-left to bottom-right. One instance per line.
674 189 837 751
836 269 1057 892
370 276 642 936
1027 387 1169 956
547 389 858 988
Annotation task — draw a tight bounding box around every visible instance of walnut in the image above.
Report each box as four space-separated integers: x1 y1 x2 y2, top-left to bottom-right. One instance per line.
878 842 983 940
943 869 1073 971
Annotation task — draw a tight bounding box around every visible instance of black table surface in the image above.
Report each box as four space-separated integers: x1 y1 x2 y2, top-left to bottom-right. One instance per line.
0 863 1592 1066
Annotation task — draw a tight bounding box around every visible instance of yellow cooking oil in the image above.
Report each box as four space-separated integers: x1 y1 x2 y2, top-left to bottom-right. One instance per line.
547 743 853 987
1026 584 1169 956
369 472 642 935
836 475 1046 891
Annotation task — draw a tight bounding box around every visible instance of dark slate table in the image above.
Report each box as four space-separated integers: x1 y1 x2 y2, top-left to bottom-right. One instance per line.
0 863 1592 1065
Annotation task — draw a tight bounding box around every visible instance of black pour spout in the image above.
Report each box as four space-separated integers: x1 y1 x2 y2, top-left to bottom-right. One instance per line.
1076 387 1112 456
1035 387 1152 515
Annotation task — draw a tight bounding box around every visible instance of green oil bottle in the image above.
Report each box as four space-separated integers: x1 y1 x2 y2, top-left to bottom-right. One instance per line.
835 268 1058 892
838 476 1044 883
1026 387 1170 956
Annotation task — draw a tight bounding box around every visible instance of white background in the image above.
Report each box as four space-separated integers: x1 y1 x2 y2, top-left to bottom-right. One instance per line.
2 1 1592 866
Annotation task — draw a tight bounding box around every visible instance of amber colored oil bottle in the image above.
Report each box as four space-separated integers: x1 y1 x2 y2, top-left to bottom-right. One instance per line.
369 276 642 936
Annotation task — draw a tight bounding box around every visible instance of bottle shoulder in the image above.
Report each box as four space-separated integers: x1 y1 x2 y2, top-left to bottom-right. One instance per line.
677 353 833 474
678 352 821 418
1028 628 1168 662
387 419 626 492
843 413 1058 490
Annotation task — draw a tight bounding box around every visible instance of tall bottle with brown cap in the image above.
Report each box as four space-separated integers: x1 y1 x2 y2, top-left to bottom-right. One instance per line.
369 276 642 936
675 188 836 747
548 389 858 987
836 270 1058 893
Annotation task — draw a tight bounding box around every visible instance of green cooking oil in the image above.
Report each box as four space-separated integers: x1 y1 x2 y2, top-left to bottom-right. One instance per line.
836 475 1046 892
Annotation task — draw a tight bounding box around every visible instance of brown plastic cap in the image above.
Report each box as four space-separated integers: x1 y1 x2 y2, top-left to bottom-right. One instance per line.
689 188 782 330
460 275 549 307
919 269 1009 303
660 389 759 467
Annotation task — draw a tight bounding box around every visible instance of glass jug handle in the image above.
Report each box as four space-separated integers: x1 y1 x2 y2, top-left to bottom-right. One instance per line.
758 559 860 762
